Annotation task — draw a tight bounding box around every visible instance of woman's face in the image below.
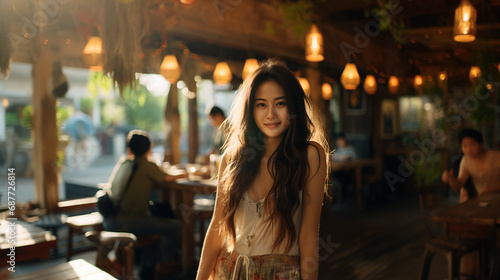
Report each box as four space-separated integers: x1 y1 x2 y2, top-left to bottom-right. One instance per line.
461 137 483 157
253 80 290 140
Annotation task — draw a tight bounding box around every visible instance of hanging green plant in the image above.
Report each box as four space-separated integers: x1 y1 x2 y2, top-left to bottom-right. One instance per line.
366 0 406 44
277 0 315 38
469 83 496 124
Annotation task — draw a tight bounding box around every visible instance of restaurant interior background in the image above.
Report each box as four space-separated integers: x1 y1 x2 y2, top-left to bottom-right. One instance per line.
0 0 499 213
0 1 500 279
0 0 500 208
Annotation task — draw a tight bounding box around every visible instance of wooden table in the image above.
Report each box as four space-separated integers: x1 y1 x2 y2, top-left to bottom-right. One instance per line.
11 259 117 280
159 178 217 272
431 193 500 227
0 219 57 267
431 192 500 279
331 158 382 210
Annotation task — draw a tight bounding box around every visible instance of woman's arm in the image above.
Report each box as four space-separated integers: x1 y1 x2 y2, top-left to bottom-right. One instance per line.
299 142 327 280
196 154 228 280
163 170 188 182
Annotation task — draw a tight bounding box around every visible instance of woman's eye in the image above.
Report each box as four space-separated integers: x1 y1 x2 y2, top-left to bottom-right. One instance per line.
276 101 286 107
256 103 265 108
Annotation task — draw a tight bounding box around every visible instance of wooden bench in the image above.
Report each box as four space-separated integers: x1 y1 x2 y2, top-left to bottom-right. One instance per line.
56 197 104 262
66 212 104 261
57 197 98 213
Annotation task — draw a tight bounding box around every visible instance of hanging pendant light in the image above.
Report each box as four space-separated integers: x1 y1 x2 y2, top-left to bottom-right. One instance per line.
82 36 103 71
305 24 324 62
213 61 232 85
242 58 259 80
454 0 476 42
438 71 448 88
388 76 400 94
160 55 181 83
322 83 333 100
439 71 447 81
298 77 310 95
469 66 481 82
340 63 360 90
363 75 377 95
413 75 423 90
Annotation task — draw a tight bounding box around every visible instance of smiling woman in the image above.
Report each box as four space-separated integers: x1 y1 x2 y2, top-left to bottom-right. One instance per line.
196 59 330 280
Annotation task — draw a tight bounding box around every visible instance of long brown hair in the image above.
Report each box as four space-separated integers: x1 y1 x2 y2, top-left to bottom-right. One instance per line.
219 59 329 253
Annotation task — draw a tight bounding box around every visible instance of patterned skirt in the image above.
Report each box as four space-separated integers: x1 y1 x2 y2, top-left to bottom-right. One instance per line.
214 248 300 280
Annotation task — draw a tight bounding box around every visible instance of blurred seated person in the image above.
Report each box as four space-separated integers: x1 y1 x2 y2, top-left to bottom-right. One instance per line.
445 128 500 202
331 133 358 200
441 153 476 203
207 106 227 156
331 133 357 162
103 130 187 278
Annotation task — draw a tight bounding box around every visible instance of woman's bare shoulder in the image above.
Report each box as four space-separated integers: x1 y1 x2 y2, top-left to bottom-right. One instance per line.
307 141 325 158
306 141 326 170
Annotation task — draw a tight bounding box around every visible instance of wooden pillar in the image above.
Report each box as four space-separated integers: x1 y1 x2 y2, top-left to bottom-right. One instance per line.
180 54 199 164
305 64 322 120
165 83 181 164
372 90 382 159
186 80 198 164
31 42 59 212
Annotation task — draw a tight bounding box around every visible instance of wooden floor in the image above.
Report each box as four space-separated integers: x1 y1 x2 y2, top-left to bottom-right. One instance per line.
318 194 451 280
12 193 456 280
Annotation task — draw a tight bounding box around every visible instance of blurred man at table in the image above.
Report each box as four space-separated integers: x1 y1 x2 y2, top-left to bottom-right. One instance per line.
441 144 476 203
103 130 186 278
331 133 357 162
331 133 357 201
445 128 500 202
444 128 500 278
207 106 227 156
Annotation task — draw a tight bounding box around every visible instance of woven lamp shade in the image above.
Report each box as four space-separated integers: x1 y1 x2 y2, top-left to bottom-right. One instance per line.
82 36 103 71
160 55 181 83
388 76 400 94
340 63 360 90
213 62 232 85
305 24 324 62
363 75 377 95
242 59 259 80
454 0 476 42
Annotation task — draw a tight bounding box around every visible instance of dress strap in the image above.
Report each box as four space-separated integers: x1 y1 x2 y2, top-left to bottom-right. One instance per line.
231 253 251 280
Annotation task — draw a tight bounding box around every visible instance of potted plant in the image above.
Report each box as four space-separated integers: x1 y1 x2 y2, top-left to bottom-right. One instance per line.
414 153 442 207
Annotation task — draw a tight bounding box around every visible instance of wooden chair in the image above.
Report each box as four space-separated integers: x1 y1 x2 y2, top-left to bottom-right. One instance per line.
193 195 215 244
66 212 104 261
418 194 483 280
85 231 137 280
